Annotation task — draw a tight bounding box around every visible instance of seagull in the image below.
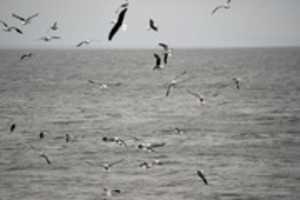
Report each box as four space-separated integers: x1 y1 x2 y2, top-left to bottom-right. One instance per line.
10 123 16 133
186 89 205 104
211 4 230 15
148 18 158 31
115 0 129 14
39 131 46 139
39 36 61 42
40 153 51 165
139 159 163 169
153 53 164 70
20 52 33 60
12 13 39 25
101 159 124 171
65 133 70 143
103 188 121 197
76 40 91 47
165 71 188 97
227 0 232 5
102 136 127 147
158 42 172 64
50 21 58 31
0 20 23 34
232 77 240 89
108 8 128 41
196 170 208 185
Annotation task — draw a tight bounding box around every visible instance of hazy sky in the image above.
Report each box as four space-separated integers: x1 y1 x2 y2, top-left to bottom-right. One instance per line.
0 0 300 48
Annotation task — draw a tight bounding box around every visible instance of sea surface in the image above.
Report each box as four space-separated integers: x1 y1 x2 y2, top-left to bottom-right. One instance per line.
0 48 299 200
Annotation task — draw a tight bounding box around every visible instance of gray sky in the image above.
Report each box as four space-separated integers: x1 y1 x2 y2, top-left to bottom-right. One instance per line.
0 0 300 48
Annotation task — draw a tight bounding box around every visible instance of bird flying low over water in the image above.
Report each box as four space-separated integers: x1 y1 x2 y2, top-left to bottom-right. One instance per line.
20 52 33 60
101 159 124 171
76 40 91 47
12 13 39 25
211 4 230 15
165 71 189 97
115 0 129 14
232 77 241 89
196 170 208 185
153 53 164 70
0 20 23 34
186 89 205 104
148 18 158 31
40 153 51 165
39 35 61 42
50 21 58 31
158 42 172 64
108 8 128 41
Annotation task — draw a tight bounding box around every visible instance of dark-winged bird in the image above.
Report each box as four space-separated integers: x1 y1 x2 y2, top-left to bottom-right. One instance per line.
0 20 23 34
232 77 240 89
12 13 39 25
20 52 33 60
108 8 128 41
40 153 51 165
211 5 230 15
153 53 164 70
186 89 205 104
10 123 16 133
50 21 58 31
158 43 172 64
197 170 208 185
148 18 158 31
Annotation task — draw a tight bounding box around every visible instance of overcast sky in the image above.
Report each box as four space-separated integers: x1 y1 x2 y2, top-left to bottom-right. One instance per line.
0 0 300 48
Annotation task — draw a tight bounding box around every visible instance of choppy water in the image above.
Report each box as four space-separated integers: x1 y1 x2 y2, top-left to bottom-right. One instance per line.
0 48 299 200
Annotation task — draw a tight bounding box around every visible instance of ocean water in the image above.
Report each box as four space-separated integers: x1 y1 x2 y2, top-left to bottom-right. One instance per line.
0 48 299 200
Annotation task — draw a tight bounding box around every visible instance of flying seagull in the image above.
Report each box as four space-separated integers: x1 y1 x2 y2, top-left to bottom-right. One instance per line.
50 21 58 31
186 89 205 104
0 20 23 34
158 42 172 64
20 52 33 60
76 40 91 47
101 159 124 171
232 77 240 89
153 53 164 70
40 153 51 165
196 170 208 185
103 188 121 197
12 13 39 25
115 0 129 14
10 123 16 133
211 4 230 15
39 36 61 42
165 71 188 97
108 8 128 41
148 18 158 31
102 136 128 147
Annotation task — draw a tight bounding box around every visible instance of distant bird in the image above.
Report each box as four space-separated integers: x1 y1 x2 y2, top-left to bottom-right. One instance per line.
12 13 39 25
186 89 205 104
101 159 124 171
174 127 184 135
39 36 61 42
227 0 232 5
137 142 165 152
76 40 91 47
10 123 16 133
211 4 230 15
20 52 33 60
115 0 129 14
139 159 162 169
39 131 45 139
196 170 208 185
50 21 58 31
165 71 188 97
232 77 240 89
102 136 127 147
103 188 121 197
108 8 128 41
65 133 70 143
148 18 158 31
158 42 172 64
153 53 164 70
40 153 51 165
0 20 23 34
